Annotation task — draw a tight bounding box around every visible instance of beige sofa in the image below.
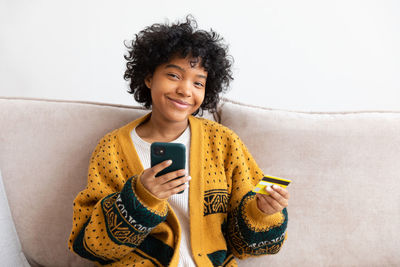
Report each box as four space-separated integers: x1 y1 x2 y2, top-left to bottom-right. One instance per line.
0 96 399 266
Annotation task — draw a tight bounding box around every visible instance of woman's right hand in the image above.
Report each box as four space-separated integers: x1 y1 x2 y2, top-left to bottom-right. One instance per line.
139 160 191 199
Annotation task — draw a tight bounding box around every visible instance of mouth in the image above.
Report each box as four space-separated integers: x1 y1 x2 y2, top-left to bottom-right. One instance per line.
167 97 193 109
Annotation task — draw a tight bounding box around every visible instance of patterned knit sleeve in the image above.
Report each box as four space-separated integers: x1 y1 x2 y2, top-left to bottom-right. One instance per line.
67 133 169 264
224 130 288 259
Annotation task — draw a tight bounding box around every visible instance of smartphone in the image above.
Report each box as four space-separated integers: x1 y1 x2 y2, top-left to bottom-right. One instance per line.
252 175 292 195
150 142 186 193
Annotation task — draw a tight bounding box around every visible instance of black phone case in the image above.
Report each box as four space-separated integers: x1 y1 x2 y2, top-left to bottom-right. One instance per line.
150 142 186 193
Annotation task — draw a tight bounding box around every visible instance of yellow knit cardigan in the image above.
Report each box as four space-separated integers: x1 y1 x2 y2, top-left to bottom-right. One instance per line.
68 113 288 266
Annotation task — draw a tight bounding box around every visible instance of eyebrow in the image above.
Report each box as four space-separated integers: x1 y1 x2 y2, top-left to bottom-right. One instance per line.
165 64 207 79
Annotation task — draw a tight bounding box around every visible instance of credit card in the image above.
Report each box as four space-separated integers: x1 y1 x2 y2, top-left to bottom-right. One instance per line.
252 175 292 195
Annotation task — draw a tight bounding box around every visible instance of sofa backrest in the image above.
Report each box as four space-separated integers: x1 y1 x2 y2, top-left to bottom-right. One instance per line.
1 97 400 266
218 99 400 266
0 98 209 266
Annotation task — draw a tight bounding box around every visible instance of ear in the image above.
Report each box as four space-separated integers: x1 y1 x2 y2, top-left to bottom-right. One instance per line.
144 74 152 89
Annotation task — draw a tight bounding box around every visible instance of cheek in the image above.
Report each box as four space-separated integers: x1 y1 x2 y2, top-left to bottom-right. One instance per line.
194 90 205 107
149 82 163 99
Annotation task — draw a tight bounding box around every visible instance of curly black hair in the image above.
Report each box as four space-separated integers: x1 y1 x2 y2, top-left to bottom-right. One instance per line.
123 15 234 115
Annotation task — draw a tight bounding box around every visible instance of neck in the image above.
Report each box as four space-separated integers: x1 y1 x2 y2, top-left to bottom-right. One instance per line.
136 113 189 143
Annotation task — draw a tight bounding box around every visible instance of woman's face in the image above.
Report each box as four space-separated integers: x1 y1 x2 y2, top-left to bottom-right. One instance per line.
145 55 208 124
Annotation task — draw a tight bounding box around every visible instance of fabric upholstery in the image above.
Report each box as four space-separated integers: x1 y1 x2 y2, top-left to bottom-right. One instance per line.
217 99 400 266
0 98 149 266
0 97 214 266
0 170 30 266
1 96 399 266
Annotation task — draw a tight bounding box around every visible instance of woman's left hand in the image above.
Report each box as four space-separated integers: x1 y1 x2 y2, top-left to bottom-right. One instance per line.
256 185 290 215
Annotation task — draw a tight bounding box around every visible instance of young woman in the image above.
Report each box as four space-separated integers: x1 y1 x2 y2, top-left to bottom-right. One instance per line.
68 15 289 267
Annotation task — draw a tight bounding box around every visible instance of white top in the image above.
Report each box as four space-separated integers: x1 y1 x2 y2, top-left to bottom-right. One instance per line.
131 126 196 267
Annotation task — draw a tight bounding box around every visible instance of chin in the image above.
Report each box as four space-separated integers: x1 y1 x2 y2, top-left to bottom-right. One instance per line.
164 109 192 123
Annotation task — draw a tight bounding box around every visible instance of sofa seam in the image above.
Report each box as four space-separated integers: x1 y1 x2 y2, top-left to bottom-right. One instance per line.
220 97 400 115
0 96 147 111
2 96 400 115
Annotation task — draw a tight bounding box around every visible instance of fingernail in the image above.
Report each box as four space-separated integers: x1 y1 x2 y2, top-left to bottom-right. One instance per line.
167 160 172 164
273 185 280 189
266 186 273 191
187 176 192 180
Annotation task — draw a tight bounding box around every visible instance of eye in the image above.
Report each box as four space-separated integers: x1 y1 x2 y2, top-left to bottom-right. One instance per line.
194 82 205 88
167 73 179 79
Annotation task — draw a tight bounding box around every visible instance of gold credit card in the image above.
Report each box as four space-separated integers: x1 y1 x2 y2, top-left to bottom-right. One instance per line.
252 175 292 195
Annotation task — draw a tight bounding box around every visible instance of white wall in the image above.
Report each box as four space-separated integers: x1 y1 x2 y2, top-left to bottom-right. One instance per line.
1 0 399 112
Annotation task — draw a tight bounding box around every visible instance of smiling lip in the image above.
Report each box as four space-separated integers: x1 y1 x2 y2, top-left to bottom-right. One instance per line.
167 97 192 109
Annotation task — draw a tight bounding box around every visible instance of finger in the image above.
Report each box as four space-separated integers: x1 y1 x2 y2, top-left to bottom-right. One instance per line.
159 182 188 199
263 194 283 211
271 185 290 200
256 193 269 206
256 194 274 214
164 175 191 189
159 169 187 184
273 185 289 207
150 160 173 176
257 193 274 206
170 183 188 195
266 186 287 205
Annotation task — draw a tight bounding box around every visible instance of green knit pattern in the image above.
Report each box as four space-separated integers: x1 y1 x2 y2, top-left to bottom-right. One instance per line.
101 177 167 248
228 191 288 256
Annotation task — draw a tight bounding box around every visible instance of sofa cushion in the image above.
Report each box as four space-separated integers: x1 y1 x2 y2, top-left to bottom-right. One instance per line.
218 99 400 266
0 169 30 267
1 98 144 266
0 97 215 266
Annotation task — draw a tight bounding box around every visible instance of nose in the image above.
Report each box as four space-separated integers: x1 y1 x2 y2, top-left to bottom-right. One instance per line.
176 80 192 97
